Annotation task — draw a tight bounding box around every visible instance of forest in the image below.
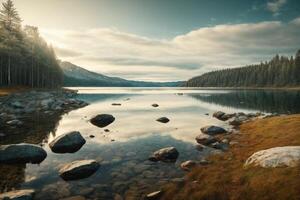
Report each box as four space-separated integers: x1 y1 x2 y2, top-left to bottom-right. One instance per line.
185 50 300 87
0 0 63 88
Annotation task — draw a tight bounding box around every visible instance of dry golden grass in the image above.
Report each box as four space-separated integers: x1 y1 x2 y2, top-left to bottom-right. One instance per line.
162 115 300 200
0 87 28 96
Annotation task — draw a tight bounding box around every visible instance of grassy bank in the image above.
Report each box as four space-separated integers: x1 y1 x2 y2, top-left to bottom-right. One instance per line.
162 115 300 200
0 87 29 96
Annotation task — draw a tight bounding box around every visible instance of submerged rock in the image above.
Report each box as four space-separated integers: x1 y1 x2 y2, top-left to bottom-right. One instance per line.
90 114 115 128
195 134 217 145
0 143 47 164
0 189 35 200
149 147 179 163
244 146 300 168
200 125 227 135
213 111 235 121
49 131 86 153
156 117 170 123
6 119 23 126
59 159 100 181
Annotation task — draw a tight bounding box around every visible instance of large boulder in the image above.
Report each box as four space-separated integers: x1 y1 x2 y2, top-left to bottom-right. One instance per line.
149 147 179 163
195 134 217 145
59 160 100 181
49 131 86 153
244 146 300 168
0 143 47 164
0 189 35 200
156 117 170 123
90 114 115 128
200 125 227 135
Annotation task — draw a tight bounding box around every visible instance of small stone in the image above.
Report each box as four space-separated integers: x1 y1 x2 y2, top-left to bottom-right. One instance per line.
195 134 217 145
89 135 95 138
0 189 35 200
112 103 121 106
146 191 163 200
150 147 179 163
200 125 227 135
152 104 159 107
180 160 198 171
156 117 170 123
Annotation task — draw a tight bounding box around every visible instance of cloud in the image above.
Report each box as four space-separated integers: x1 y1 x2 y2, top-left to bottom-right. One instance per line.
266 0 287 16
54 47 82 57
40 17 300 82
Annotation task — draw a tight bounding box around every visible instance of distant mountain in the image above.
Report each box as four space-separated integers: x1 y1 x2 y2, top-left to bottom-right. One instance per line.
60 61 183 87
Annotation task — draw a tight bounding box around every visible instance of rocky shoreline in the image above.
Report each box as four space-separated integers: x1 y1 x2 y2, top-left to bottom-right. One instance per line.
0 89 88 137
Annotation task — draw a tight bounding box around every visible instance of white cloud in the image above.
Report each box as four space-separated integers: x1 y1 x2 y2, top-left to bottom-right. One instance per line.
266 0 287 16
40 17 300 82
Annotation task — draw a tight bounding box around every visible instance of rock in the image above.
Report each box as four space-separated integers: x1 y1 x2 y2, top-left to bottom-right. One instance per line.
10 101 24 109
90 114 115 128
59 159 100 181
244 146 300 168
0 189 35 200
180 160 198 171
89 135 95 138
60 196 86 200
49 131 86 153
200 125 227 135
195 134 217 145
149 147 179 163
6 119 23 126
213 111 235 121
146 191 163 200
229 116 249 126
112 103 121 106
152 104 159 108
156 117 170 123
213 111 225 119
0 133 6 137
211 142 229 151
104 129 110 132
0 143 47 164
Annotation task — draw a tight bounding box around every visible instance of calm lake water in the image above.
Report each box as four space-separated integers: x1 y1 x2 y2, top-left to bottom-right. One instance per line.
1 87 300 199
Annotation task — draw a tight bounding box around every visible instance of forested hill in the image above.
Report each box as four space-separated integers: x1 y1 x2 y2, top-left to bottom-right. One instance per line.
61 61 184 87
0 0 63 88
185 50 300 88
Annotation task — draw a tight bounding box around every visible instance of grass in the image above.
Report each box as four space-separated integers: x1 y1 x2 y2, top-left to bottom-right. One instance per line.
162 115 300 200
0 86 29 96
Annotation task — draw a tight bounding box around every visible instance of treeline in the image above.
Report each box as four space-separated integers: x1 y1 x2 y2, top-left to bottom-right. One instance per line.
185 50 300 87
0 0 63 88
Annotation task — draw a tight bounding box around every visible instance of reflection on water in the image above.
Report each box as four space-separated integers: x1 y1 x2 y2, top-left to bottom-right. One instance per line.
1 87 299 199
190 90 300 114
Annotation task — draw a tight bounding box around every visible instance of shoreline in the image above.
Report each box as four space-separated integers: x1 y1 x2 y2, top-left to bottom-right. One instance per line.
162 114 300 200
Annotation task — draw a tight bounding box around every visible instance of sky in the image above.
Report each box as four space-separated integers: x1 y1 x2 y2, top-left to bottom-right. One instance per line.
6 0 300 81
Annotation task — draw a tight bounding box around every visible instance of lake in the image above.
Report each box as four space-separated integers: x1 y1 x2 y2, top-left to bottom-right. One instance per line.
1 87 300 199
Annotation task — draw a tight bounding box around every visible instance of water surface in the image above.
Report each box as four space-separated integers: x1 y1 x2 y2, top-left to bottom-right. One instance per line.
1 87 300 199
